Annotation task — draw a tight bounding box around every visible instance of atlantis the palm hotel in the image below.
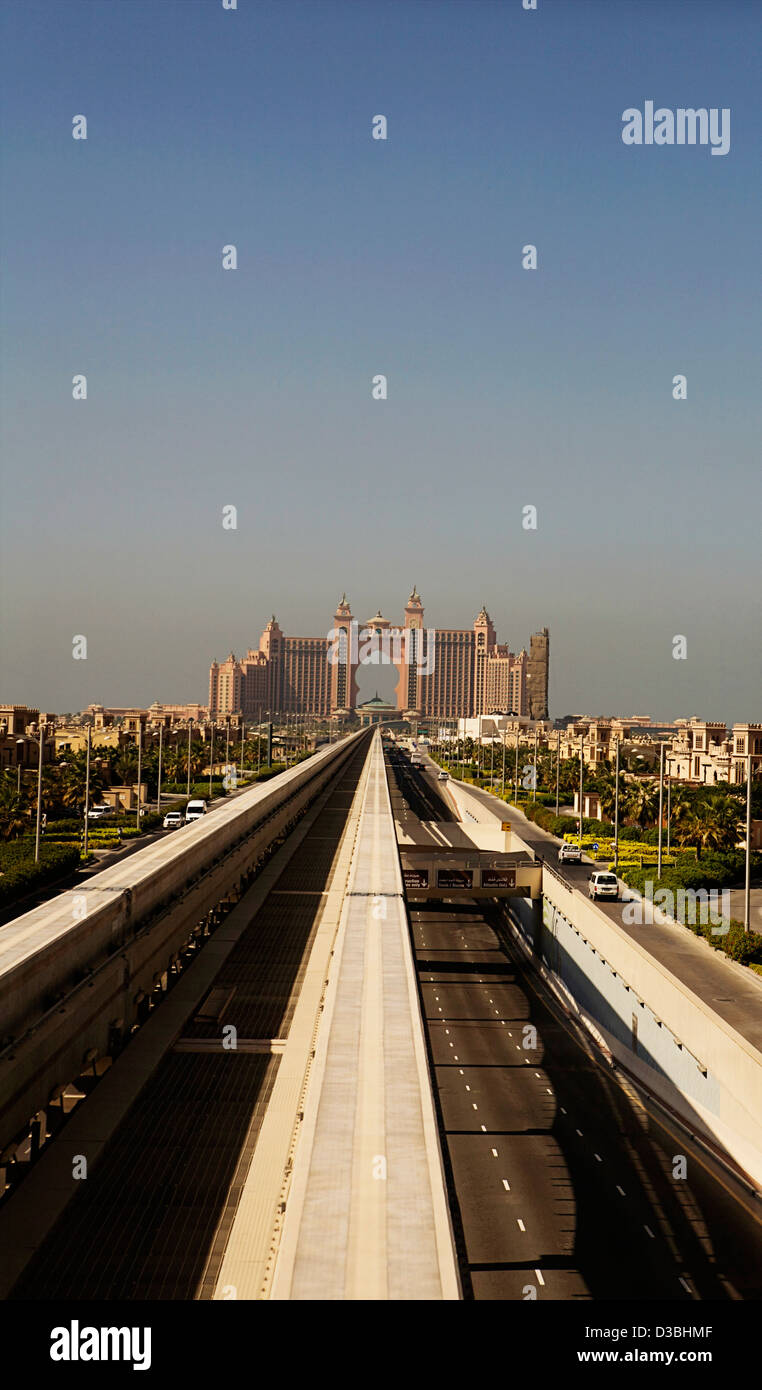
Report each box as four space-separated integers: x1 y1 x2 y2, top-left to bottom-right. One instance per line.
208 589 549 726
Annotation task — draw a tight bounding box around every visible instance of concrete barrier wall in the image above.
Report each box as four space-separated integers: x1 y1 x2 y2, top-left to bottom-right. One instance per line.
446 777 762 1188
0 731 370 1151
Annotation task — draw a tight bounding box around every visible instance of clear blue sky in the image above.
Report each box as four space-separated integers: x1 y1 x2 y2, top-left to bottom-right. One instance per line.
1 0 760 719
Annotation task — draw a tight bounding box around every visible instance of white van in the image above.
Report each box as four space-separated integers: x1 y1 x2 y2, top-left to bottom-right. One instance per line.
184 799 208 823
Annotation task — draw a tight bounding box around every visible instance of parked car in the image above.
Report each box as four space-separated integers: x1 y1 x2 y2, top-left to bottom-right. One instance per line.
163 810 184 829
87 804 115 820
589 870 619 901
558 841 582 864
184 799 208 823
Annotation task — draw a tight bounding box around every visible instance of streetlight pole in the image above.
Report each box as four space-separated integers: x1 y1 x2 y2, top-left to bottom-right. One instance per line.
225 717 231 782
240 717 245 777
614 737 620 875
501 730 506 798
84 724 92 858
666 758 671 856
136 723 143 832
157 723 163 817
555 729 560 816
533 726 538 803
209 721 215 799
744 750 752 935
16 741 24 795
578 733 584 848
187 717 193 798
514 735 519 804
657 741 665 880
34 721 44 863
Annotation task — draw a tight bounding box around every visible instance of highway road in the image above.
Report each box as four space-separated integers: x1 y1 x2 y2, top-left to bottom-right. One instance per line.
385 750 762 1301
459 779 762 1060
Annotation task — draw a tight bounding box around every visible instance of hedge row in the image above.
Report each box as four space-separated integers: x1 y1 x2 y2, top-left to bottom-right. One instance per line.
0 844 82 908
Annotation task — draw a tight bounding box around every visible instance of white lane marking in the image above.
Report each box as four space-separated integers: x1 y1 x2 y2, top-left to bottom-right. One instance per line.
466 1085 471 1092
679 1277 691 1293
535 1269 545 1287
502 1179 510 1191
459 1069 464 1075
501 1020 505 1026
546 1088 552 1095
445 1029 449 1035
508 1032 512 1037
616 1185 626 1196
481 1124 487 1131
472 1103 478 1110
594 1153 602 1162
576 1128 583 1137
517 1219 526 1232
491 1148 498 1157
535 1073 541 1078
449 1043 454 1048
560 1107 566 1115
644 1225 655 1239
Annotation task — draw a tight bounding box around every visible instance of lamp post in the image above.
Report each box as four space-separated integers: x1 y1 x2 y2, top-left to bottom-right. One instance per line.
136 723 143 832
34 722 44 863
240 717 246 777
533 726 538 803
501 730 506 798
83 724 92 857
186 718 194 798
613 737 620 875
225 717 231 781
209 721 215 799
657 742 665 880
578 733 584 848
666 757 672 856
514 735 520 804
744 750 752 936
16 740 25 795
555 729 561 816
156 723 163 817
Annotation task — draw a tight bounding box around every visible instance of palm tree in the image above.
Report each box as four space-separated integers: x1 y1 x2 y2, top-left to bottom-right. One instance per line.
678 795 744 858
59 759 105 815
596 768 625 822
625 779 659 831
0 773 32 840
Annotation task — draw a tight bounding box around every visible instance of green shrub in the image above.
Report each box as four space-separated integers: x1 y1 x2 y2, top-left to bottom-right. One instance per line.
715 923 762 965
0 844 81 908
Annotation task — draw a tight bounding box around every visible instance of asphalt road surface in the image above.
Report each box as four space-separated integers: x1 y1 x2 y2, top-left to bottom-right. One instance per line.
385 751 762 1302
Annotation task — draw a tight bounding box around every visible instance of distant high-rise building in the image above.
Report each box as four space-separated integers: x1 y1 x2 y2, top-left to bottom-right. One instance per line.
527 626 550 720
208 592 549 721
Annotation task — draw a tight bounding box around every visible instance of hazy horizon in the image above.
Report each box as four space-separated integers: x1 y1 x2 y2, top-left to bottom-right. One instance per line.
2 0 760 723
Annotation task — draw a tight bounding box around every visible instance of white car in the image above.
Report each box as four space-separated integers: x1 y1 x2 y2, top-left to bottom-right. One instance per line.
184 799 208 823
558 841 582 864
437 770 448 781
87 804 115 820
589 871 619 901
163 810 184 829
